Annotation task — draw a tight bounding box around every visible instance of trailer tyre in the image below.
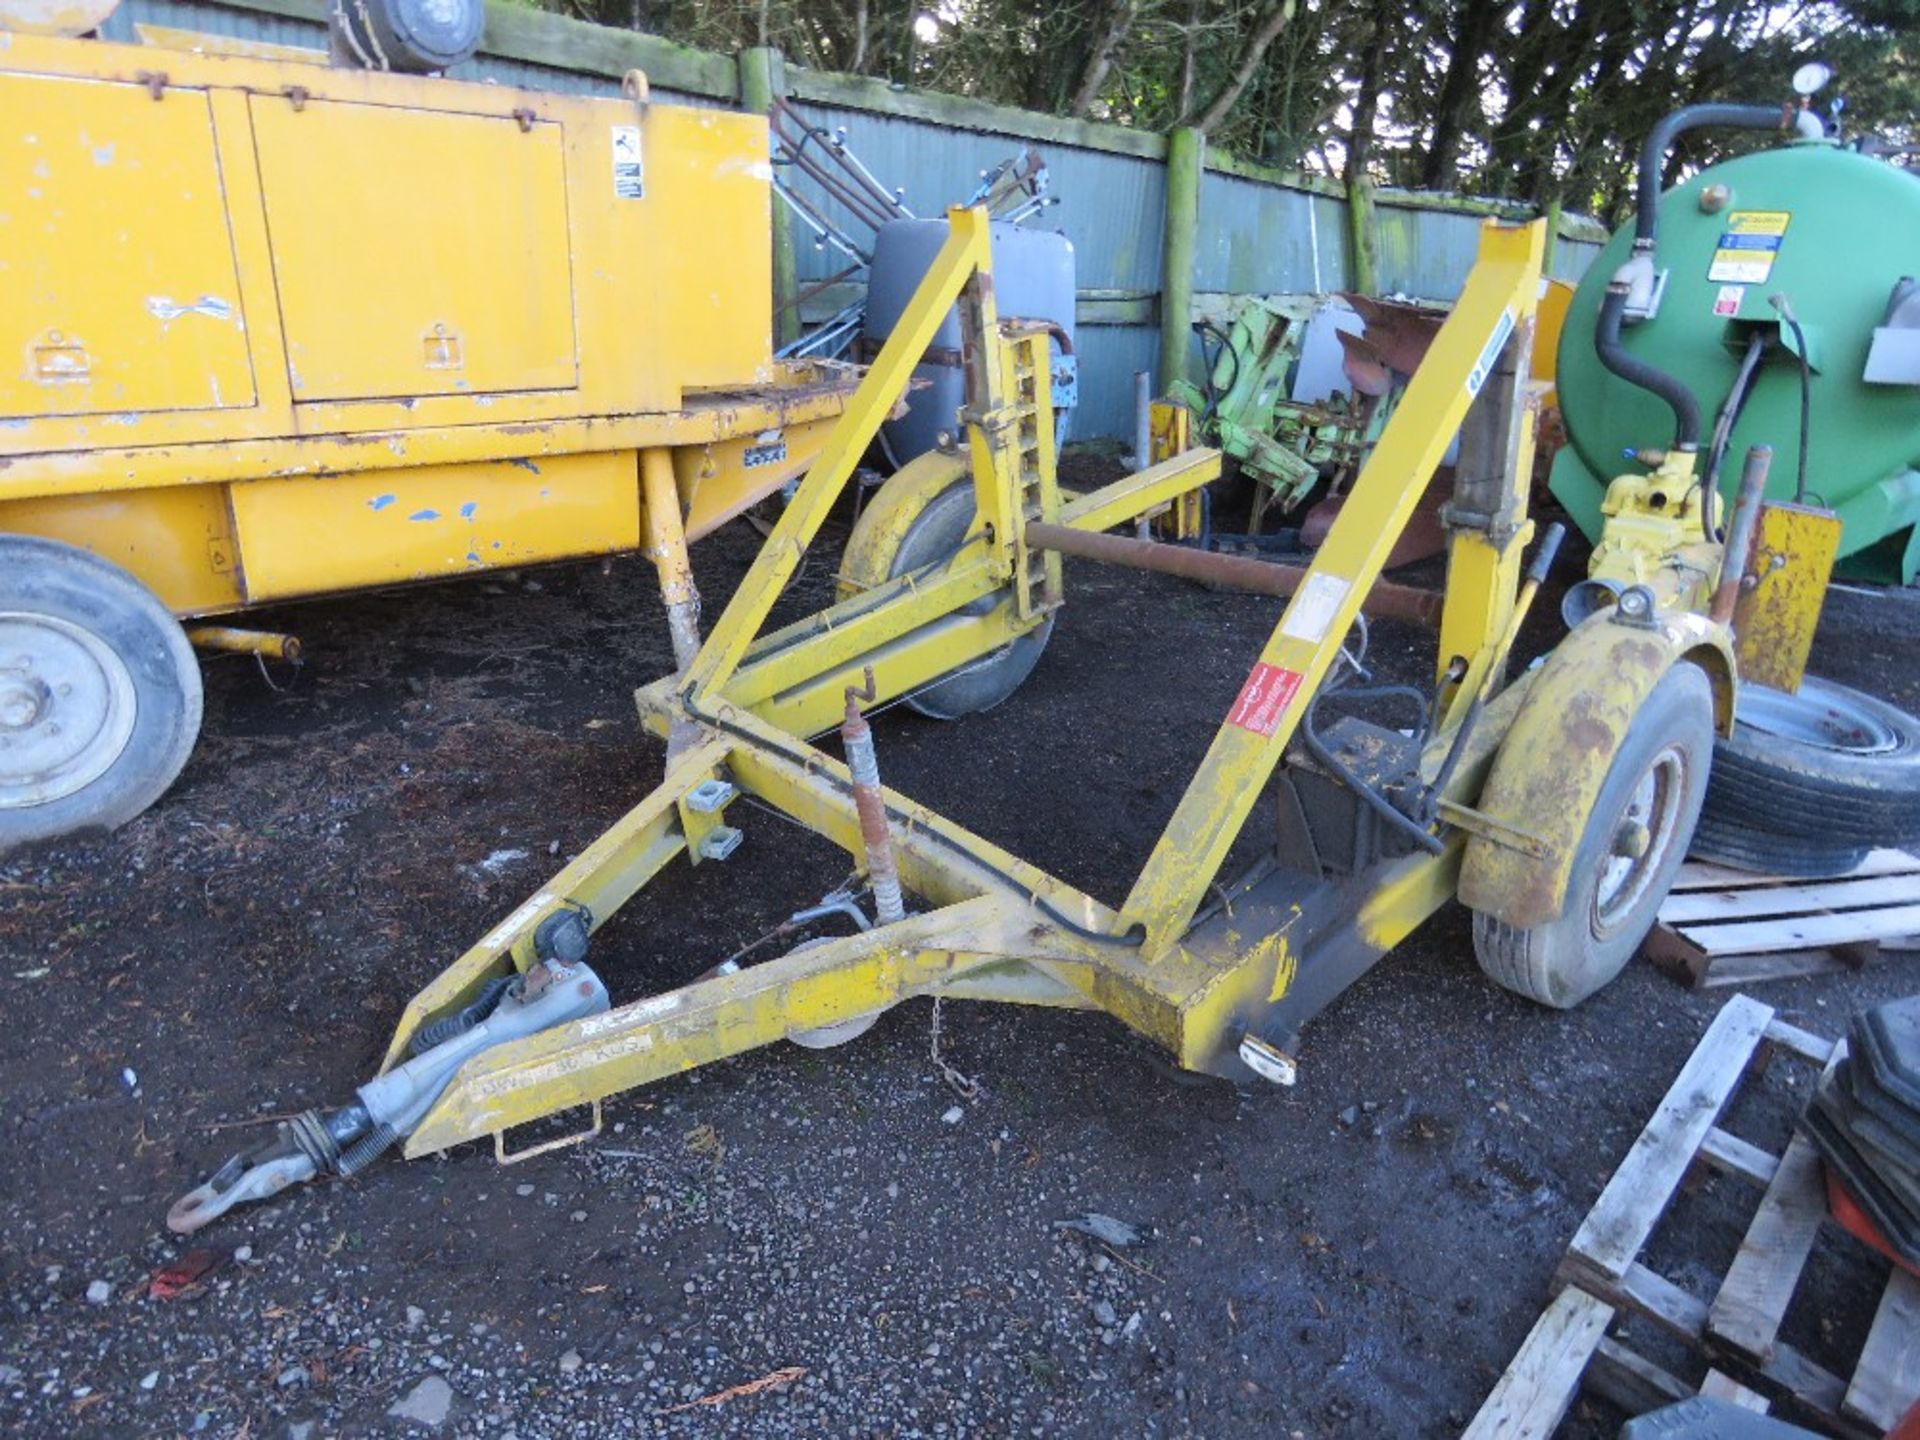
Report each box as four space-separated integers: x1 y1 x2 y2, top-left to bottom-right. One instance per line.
0 535 202 853
1688 812 1869 879
1472 662 1713 1009
840 454 1052 720
1699 676 1920 849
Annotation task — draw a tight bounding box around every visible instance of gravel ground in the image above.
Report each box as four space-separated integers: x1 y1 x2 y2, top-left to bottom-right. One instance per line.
2 475 1916 1440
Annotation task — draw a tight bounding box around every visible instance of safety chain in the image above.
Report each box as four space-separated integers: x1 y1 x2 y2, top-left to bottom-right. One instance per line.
929 997 981 1102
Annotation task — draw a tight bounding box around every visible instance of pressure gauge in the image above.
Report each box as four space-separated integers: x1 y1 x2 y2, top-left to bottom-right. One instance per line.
1792 61 1832 96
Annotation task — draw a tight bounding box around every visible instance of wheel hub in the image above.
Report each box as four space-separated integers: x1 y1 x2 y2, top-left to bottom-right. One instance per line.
0 612 139 810
1591 744 1689 940
0 677 50 730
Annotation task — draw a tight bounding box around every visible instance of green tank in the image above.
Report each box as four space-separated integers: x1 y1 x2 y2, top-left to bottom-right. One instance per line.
1551 141 1920 582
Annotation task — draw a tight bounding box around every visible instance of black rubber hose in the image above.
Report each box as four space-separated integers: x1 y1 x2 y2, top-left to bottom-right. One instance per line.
1634 104 1786 244
409 974 516 1056
1596 287 1702 451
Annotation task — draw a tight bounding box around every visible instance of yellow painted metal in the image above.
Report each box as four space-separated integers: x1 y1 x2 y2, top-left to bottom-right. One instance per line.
368 213 1683 1167
1147 401 1203 538
1121 220 1547 953
250 98 578 403
675 412 845 544
186 626 302 661
836 448 973 602
227 454 639 602
0 487 243 614
406 897 1026 1155
1585 454 1715 604
1053 451 1223 533
1730 501 1842 694
683 210 995 701
1457 608 1735 928
379 736 731 1072
0 30 848 629
1 71 255 419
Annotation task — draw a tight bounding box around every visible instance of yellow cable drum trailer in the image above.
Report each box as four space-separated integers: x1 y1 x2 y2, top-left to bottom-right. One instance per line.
0 20 857 850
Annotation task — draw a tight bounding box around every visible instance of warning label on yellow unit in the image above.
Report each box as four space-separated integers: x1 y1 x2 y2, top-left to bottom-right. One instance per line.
1707 210 1790 284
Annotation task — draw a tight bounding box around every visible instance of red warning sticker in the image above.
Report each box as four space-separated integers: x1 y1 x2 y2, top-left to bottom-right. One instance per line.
1226 662 1304 737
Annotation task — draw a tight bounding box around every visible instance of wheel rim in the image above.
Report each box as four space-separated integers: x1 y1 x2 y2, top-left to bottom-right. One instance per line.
1591 742 1690 939
0 611 138 810
1738 680 1899 756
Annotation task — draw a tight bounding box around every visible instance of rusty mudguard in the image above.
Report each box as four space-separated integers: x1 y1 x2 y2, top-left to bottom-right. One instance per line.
1457 608 1736 929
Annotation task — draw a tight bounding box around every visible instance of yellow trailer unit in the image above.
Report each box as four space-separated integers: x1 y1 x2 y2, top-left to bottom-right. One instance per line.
0 28 856 850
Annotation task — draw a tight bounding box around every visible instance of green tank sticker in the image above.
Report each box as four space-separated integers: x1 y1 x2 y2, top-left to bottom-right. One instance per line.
1707 210 1790 284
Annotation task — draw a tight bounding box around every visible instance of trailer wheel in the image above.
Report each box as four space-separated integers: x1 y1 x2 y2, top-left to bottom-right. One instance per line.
840 452 1052 720
1699 675 1920 849
0 535 202 853
1472 662 1713 1009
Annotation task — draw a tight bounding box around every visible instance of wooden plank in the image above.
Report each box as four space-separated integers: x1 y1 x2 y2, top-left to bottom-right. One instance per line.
1684 948 1884 990
1567 1261 1865 1433
1708 1071 1834 1363
1585 1336 1693 1417
1700 1368 1772 1412
1671 849 1919 893
1568 995 1775 1281
1763 1018 1838 1067
1462 1287 1614 1440
1698 1126 1780 1188
1845 1269 1920 1432
1663 873 1920 925
1677 903 1920 958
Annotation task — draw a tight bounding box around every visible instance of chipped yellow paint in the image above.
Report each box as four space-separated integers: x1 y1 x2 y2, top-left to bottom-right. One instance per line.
0 31 851 620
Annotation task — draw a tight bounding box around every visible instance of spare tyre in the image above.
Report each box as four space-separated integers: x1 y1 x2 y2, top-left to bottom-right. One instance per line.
1701 675 1920 850
1689 812 1869 879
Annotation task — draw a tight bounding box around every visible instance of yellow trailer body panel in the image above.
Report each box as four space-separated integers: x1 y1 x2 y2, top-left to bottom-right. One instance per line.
249 98 580 403
0 30 845 621
0 486 245 613
1 72 256 419
227 454 640 601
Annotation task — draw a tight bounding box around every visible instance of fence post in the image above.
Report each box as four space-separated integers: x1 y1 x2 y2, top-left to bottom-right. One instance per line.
740 46 798 349
1345 176 1377 297
1541 194 1563 278
1158 126 1204 394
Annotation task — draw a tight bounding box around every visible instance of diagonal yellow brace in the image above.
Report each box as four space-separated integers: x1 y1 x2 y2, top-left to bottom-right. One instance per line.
682 208 994 701
1120 220 1547 954
377 735 732 1072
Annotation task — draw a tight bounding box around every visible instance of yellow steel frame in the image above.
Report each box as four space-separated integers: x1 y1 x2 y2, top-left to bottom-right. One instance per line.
379 212 1571 1159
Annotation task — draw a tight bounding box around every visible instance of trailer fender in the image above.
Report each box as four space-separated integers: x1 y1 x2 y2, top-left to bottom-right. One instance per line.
1457 608 1735 929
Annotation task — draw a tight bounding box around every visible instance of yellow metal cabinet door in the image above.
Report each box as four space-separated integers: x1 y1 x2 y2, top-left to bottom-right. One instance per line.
249 97 578 403
0 73 257 420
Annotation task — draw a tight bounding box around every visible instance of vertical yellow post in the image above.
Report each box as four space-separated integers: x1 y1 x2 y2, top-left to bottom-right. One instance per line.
641 447 704 762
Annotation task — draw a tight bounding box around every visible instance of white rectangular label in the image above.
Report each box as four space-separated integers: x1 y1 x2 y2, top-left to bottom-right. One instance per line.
611 125 644 200
1280 572 1352 644
1466 309 1515 397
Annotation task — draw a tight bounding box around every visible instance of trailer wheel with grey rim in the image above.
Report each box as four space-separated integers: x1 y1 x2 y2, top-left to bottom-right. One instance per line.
0 535 202 852
1472 662 1713 1009
841 464 1054 721
1699 674 1920 849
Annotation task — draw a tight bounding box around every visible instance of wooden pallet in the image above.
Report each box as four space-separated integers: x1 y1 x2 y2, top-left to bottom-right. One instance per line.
1648 849 1920 989
1463 994 1920 1440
